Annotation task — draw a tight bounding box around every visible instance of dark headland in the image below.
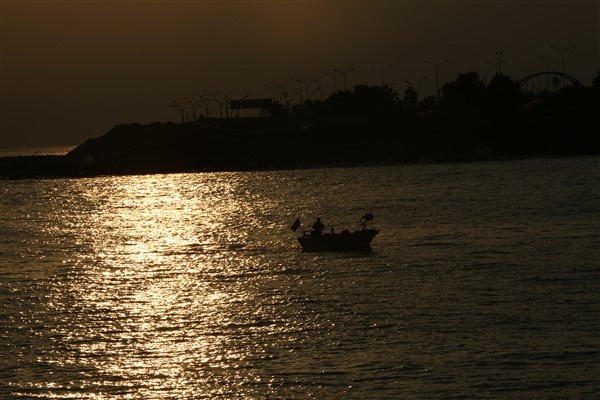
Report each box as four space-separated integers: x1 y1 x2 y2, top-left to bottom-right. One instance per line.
2 74 599 179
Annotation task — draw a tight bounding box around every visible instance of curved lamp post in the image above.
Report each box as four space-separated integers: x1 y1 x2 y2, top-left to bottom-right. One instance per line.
371 65 393 85
333 67 355 91
425 59 448 102
550 45 575 88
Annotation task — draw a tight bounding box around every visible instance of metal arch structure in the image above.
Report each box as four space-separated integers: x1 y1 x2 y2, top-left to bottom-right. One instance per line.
518 71 583 88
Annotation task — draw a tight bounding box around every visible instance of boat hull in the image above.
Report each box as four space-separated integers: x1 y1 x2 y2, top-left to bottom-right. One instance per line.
297 229 379 252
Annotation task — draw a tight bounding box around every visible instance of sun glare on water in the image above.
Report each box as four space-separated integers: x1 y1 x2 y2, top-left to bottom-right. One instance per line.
21 172 288 398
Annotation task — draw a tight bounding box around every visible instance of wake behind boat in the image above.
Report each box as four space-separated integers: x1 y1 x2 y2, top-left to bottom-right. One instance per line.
291 213 379 252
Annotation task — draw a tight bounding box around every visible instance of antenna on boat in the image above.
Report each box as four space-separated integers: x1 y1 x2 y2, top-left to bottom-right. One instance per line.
290 218 301 232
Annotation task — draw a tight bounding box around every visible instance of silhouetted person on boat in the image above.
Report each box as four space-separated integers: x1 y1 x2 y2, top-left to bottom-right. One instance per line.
360 213 374 230
311 217 325 236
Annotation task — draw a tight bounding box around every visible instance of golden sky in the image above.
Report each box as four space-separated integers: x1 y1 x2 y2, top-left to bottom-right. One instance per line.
1 1 598 148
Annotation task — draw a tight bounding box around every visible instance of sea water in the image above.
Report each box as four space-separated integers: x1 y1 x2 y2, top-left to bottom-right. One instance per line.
0 146 76 158
1 156 598 399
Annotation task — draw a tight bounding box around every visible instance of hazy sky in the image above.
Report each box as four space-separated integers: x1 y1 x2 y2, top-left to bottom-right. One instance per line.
1 0 598 148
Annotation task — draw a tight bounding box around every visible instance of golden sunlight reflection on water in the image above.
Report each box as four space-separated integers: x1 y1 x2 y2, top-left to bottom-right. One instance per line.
24 171 315 399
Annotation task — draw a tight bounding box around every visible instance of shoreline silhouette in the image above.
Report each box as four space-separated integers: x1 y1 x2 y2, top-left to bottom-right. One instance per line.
1 115 597 180
2 72 598 180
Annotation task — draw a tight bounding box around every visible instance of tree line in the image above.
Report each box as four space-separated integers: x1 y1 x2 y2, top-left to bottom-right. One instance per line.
170 69 599 125
273 69 600 125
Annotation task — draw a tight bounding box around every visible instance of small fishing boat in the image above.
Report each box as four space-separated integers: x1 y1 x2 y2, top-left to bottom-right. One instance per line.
291 213 379 252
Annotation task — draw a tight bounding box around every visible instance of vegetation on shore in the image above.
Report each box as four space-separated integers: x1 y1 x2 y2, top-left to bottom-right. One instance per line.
2 71 599 179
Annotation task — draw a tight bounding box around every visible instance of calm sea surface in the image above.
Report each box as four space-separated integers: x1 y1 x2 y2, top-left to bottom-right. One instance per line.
1 157 599 399
0 146 76 158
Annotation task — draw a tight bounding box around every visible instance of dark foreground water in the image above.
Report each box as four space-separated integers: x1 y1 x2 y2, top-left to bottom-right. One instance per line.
1 157 599 399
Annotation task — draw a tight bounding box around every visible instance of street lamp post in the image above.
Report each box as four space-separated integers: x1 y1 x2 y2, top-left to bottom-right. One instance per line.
371 65 393 85
415 76 427 99
269 80 290 104
405 76 427 104
496 51 505 75
486 60 498 75
425 59 448 103
213 90 234 119
294 77 319 102
334 67 355 91
486 51 506 77
325 71 342 93
541 56 550 92
309 86 322 102
238 93 249 118
550 45 575 88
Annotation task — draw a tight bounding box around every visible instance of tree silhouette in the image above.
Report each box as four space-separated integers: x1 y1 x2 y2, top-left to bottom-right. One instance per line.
592 69 600 88
403 86 418 109
441 71 486 116
485 74 522 115
320 84 399 119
